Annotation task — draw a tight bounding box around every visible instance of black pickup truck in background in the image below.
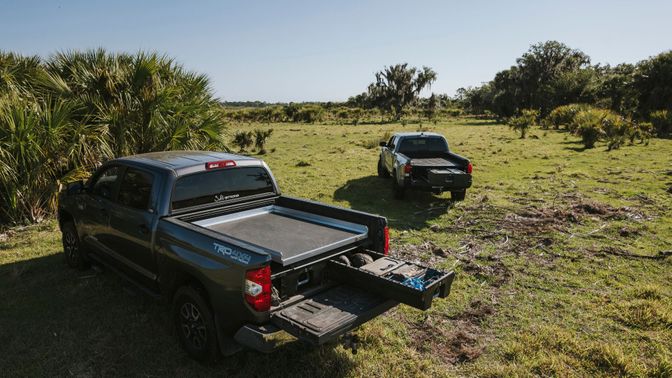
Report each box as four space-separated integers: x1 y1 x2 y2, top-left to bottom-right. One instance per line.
378 132 473 200
58 151 455 361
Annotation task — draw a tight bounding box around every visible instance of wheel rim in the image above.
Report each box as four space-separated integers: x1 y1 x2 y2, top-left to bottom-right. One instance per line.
179 302 207 350
63 231 78 263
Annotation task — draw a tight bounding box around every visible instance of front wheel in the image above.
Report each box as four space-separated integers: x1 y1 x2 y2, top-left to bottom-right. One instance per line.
61 222 88 269
391 171 405 199
173 286 219 362
377 157 389 178
451 190 466 201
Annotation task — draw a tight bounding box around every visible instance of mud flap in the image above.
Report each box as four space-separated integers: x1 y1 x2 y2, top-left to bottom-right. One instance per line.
270 285 396 345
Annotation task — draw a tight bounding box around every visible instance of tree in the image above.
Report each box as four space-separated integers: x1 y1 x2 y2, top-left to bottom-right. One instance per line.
633 51 672 117
465 41 594 118
366 63 437 120
0 49 227 223
424 93 438 120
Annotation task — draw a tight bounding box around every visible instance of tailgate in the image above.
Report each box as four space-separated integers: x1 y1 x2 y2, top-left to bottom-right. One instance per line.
427 168 470 187
270 251 454 345
271 285 396 345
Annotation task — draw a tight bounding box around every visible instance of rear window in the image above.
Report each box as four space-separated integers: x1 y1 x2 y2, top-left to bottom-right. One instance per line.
172 167 274 210
398 137 448 154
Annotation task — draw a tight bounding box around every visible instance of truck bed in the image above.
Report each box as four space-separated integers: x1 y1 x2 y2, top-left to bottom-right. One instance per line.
410 157 457 167
191 205 368 265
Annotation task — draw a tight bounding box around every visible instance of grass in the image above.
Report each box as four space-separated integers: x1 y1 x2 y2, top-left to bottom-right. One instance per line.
1 118 671 377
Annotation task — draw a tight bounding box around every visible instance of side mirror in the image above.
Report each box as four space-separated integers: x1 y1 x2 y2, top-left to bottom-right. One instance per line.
379 141 387 147
67 180 85 195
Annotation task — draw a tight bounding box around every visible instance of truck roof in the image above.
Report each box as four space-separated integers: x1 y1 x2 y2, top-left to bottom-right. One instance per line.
392 132 444 138
116 150 262 176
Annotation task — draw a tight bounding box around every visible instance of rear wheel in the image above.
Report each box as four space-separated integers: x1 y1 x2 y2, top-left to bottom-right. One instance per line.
377 158 389 178
61 222 88 269
451 190 466 201
173 286 219 362
391 171 405 199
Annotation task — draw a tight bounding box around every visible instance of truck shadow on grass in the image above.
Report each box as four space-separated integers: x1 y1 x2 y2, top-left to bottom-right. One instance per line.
333 176 456 230
0 253 355 377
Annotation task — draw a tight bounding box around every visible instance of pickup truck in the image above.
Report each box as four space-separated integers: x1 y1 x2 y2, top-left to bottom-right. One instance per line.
377 132 472 200
58 151 455 361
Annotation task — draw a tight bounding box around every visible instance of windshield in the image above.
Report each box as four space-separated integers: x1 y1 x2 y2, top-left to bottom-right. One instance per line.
172 167 274 210
398 137 448 155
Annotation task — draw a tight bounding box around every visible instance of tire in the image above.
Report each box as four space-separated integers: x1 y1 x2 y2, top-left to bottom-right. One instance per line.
451 190 466 201
391 171 405 199
335 255 351 265
61 222 88 269
173 286 219 362
350 253 374 268
377 158 389 178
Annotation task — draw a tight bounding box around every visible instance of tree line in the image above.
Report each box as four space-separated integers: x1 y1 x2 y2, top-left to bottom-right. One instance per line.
457 41 672 138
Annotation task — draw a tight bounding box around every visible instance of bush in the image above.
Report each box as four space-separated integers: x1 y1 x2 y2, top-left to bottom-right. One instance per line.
572 108 608 149
601 113 628 151
253 129 273 154
232 131 253 152
650 110 671 137
545 104 589 130
508 109 539 138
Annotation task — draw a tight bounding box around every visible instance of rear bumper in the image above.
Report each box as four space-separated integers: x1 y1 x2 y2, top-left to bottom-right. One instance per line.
404 177 472 192
233 323 292 353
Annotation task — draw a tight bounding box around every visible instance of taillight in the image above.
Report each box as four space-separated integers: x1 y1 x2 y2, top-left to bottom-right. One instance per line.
206 160 236 170
245 266 271 312
383 226 390 255
403 164 412 174
467 162 473 174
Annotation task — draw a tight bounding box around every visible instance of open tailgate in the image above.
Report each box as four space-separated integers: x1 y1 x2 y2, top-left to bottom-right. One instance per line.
270 251 455 345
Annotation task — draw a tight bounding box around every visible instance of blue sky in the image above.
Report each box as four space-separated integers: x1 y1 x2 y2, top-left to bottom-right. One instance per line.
2 0 671 102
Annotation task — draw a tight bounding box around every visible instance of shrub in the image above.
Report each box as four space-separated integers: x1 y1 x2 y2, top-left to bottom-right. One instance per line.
650 110 671 137
601 113 628 151
545 104 589 130
572 108 608 148
253 129 273 154
232 131 253 152
508 109 539 138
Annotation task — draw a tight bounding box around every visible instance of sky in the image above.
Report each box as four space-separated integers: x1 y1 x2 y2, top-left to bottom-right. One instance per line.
2 0 671 102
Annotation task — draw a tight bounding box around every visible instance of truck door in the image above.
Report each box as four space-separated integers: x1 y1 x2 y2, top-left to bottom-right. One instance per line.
106 167 159 282
384 136 397 171
80 165 122 253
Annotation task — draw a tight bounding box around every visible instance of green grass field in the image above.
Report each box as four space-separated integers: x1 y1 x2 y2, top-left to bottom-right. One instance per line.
1 118 671 377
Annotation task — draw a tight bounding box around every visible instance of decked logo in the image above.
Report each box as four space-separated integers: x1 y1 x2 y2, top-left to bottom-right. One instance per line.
214 193 240 202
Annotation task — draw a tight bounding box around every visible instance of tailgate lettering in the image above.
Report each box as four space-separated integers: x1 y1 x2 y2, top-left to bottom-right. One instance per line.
213 242 252 264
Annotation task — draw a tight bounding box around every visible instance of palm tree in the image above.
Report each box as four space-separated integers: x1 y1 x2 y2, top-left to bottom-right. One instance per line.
0 49 227 223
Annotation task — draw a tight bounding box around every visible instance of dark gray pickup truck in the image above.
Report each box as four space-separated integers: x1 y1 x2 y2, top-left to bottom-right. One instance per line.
58 151 455 361
378 132 472 200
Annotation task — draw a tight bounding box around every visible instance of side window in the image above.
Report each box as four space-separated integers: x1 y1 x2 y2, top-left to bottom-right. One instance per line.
91 166 121 200
388 136 397 149
118 168 155 211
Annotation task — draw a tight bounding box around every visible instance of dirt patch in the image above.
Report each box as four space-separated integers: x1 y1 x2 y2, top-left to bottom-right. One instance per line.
407 300 493 364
